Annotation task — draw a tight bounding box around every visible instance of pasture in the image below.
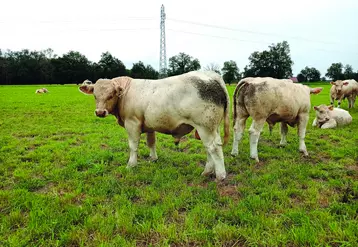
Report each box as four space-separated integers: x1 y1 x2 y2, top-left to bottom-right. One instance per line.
0 83 357 246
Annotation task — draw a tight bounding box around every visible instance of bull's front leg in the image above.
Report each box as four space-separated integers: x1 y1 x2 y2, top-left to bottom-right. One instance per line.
146 132 158 161
297 114 309 156
312 118 318 127
321 119 337 129
125 120 141 168
337 95 344 108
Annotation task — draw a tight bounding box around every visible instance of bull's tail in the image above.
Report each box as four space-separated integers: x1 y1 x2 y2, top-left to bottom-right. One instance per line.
223 100 230 146
232 79 248 126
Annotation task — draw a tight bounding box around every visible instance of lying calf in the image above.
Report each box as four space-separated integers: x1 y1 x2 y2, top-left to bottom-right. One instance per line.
312 104 352 129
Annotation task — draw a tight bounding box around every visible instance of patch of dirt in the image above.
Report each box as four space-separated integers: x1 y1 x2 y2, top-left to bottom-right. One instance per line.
71 193 86 205
319 134 330 140
100 143 109 149
36 182 55 194
135 232 161 247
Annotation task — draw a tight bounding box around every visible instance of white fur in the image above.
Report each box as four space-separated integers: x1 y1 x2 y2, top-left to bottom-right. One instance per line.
313 107 352 129
231 77 322 161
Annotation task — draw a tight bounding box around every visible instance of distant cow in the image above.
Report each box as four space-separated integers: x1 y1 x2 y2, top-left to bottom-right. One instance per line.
35 88 49 94
82 79 92 85
231 77 322 162
330 79 358 108
312 104 352 129
79 71 230 181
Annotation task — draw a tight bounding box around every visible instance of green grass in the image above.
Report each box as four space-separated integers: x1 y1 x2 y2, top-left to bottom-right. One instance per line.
0 83 357 246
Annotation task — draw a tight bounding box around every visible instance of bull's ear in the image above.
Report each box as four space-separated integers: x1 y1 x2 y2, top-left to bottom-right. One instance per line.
79 84 94 95
313 106 319 111
310 87 323 94
328 105 334 110
112 77 132 97
343 81 349 86
330 81 335 85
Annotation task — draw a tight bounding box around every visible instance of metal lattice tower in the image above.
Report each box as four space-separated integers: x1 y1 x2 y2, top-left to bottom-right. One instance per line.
159 4 167 78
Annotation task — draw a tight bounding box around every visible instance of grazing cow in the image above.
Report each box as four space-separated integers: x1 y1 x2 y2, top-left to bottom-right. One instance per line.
312 104 352 129
231 77 323 162
35 88 49 94
330 79 358 108
79 71 230 181
82 79 92 85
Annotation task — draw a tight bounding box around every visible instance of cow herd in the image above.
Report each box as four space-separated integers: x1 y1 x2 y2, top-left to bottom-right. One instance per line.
78 71 357 181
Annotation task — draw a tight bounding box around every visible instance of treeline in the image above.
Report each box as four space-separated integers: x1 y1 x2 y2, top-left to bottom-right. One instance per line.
1 41 357 85
0 49 158 85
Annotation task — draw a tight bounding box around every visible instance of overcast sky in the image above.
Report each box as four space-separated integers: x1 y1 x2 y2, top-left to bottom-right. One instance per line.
1 0 357 77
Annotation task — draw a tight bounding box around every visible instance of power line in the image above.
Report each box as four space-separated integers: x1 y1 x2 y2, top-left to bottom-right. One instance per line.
167 29 272 45
0 17 157 24
167 18 357 46
167 29 358 55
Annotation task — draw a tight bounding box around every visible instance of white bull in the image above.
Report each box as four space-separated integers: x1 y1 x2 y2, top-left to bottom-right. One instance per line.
79 71 230 181
231 77 322 162
312 104 352 129
330 79 358 108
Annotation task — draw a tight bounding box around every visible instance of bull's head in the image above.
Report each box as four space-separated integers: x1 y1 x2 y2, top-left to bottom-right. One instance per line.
79 77 131 118
330 80 349 94
313 104 333 125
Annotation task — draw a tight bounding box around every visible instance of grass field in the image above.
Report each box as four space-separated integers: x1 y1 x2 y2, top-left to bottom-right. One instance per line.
0 82 357 247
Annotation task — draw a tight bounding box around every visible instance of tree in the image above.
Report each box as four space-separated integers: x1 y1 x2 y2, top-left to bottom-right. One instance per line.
130 61 159 79
343 64 354 80
325 63 344 81
221 60 241 85
51 51 92 84
243 41 293 79
299 66 321 82
167 52 201 76
96 51 127 79
204 62 221 74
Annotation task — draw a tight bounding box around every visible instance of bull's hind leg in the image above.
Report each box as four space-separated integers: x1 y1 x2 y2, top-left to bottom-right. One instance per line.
231 115 248 156
297 114 309 156
146 132 158 161
197 127 226 181
280 122 288 146
248 119 265 162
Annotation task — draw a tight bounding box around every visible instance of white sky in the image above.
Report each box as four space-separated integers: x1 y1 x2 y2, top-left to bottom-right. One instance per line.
1 0 358 77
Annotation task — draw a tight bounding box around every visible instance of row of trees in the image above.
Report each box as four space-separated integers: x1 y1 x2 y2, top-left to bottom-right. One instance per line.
0 49 159 85
1 41 357 85
296 63 358 82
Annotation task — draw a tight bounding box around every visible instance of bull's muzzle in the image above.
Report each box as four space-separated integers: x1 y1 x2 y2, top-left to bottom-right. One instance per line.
95 109 108 118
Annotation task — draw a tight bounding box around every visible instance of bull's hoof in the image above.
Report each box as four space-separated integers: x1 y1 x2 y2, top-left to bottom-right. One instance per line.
201 165 215 176
215 172 226 182
126 163 137 169
231 151 238 157
250 156 260 163
279 142 287 146
299 149 309 157
149 157 158 162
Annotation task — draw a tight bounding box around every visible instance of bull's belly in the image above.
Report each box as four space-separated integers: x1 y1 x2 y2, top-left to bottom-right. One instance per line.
142 122 194 137
267 113 298 127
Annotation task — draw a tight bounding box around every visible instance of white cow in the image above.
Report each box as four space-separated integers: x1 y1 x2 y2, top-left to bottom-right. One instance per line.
79 71 230 181
330 79 358 108
312 104 352 129
35 88 49 94
231 77 323 162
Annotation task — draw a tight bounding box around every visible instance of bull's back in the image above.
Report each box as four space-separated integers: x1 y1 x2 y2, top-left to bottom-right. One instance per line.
240 79 309 116
126 72 228 131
